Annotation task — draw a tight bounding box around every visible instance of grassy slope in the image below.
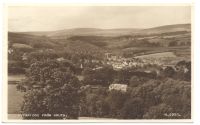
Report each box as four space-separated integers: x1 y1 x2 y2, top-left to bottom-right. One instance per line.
8 23 191 59
8 84 24 114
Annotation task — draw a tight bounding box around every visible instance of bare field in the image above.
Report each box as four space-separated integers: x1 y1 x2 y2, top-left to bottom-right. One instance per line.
8 74 25 82
135 52 176 58
8 84 24 114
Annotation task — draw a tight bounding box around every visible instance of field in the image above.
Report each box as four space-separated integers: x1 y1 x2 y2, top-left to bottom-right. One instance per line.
8 84 24 114
8 74 25 82
8 75 25 116
121 46 191 60
135 52 176 58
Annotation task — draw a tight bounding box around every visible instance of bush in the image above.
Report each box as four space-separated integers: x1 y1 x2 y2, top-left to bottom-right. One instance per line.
19 60 80 119
82 65 115 86
143 103 174 119
79 87 109 117
163 66 175 78
129 76 142 87
8 61 26 74
119 97 144 119
106 90 128 117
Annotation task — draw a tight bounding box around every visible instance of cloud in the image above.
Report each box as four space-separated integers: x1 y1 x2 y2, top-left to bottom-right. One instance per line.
8 6 191 32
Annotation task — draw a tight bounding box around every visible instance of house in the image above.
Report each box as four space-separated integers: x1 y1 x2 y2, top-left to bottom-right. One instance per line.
8 48 14 54
22 53 28 61
163 64 176 70
105 53 112 59
80 63 83 69
56 57 65 62
109 84 127 92
110 55 117 60
92 66 103 70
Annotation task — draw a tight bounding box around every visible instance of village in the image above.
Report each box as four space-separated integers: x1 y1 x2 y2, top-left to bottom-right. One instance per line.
104 52 182 70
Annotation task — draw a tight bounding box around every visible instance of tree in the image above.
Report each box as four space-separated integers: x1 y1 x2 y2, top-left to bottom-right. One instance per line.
28 50 58 62
82 65 115 86
119 97 144 119
169 41 178 46
163 66 175 78
129 79 161 112
79 87 110 117
18 60 80 119
143 103 174 119
8 60 26 74
105 90 128 117
152 78 191 119
82 67 95 85
94 65 115 86
184 61 191 81
116 68 135 84
160 79 191 118
129 75 142 87
175 61 191 81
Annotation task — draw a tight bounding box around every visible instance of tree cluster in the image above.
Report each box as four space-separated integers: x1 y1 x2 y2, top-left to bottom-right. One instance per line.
79 78 191 119
17 60 80 119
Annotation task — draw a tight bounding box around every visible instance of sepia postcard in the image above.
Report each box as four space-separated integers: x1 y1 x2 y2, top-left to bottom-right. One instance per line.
2 4 193 122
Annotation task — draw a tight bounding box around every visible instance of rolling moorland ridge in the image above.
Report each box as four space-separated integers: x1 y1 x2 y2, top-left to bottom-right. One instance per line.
7 23 191 119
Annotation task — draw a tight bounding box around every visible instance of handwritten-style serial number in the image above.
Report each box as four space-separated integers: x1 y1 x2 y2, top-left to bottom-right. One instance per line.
164 113 181 117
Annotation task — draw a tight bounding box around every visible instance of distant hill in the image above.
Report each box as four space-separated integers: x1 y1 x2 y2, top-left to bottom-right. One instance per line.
10 23 191 38
8 32 107 59
138 24 191 35
8 32 60 49
8 23 191 52
15 28 141 38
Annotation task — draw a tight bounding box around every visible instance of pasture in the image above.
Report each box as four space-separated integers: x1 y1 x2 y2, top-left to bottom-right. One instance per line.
8 75 25 117
8 84 24 114
135 52 176 58
8 74 25 82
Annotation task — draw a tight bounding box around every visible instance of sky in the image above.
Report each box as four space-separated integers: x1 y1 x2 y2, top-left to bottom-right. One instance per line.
8 6 191 32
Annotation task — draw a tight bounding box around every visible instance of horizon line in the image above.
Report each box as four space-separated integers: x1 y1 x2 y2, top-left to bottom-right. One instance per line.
8 23 191 33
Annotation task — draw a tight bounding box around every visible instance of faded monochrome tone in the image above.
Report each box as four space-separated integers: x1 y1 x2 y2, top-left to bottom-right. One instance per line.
7 5 191 120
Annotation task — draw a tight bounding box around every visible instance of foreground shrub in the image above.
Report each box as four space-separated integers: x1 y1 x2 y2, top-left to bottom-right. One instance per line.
18 60 80 119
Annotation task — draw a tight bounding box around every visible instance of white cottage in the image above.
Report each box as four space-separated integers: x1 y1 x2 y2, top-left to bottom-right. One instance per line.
109 84 127 92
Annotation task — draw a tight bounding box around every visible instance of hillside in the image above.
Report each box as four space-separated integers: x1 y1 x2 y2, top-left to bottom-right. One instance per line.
138 24 191 35
63 40 106 59
8 32 107 60
11 24 190 38
8 23 191 59
15 28 141 38
8 32 60 49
